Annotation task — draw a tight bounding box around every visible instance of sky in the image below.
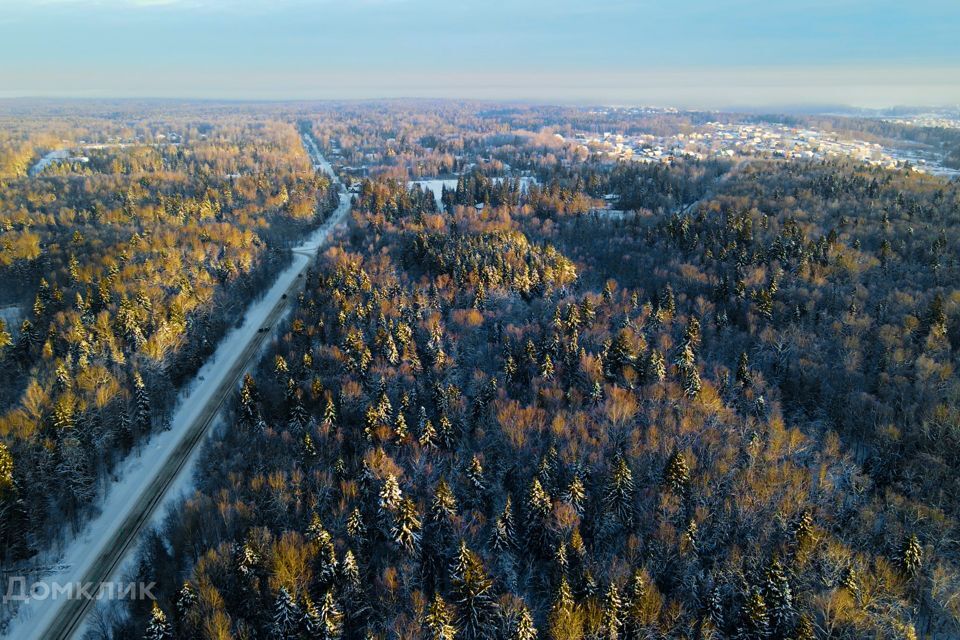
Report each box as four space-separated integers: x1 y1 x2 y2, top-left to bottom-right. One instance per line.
1 0 958 108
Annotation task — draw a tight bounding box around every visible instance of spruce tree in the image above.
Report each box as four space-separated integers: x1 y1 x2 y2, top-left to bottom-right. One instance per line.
646 349 666 383
451 540 498 640
134 371 151 436
739 588 769 639
240 373 258 425
176 581 197 617
322 394 337 427
792 613 816 640
736 351 750 386
424 479 459 589
0 319 11 354
424 592 457 640
565 472 587 515
0 442 27 557
707 583 725 632
663 449 690 496
526 478 552 554
145 601 173 640
347 507 367 544
789 509 815 555
379 474 402 519
899 533 923 578
271 586 301 639
392 496 422 554
601 582 623 640
318 591 344 640
548 576 578 639
506 603 537 640
301 597 323 637
624 569 650 636
465 454 486 507
604 456 635 528
763 557 794 635
491 496 516 552
307 516 338 589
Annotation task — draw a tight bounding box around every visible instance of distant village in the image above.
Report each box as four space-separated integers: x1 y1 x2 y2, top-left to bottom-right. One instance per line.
570 115 960 176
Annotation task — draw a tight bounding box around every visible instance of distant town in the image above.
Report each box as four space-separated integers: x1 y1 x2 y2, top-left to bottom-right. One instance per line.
571 113 960 177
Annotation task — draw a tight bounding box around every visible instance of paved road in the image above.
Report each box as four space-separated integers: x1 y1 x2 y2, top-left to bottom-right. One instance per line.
27 133 347 640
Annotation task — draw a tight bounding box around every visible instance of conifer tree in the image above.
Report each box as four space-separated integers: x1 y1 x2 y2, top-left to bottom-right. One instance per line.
438 414 456 449
0 441 27 556
548 576 579 639
419 408 438 449
466 454 486 507
663 449 690 496
176 581 198 617
541 353 555 380
341 549 362 594
424 479 459 588
565 472 587 515
789 509 815 554
492 496 516 552
394 409 409 442
763 557 794 635
624 569 654 636
604 456 635 528
392 496 422 554
683 315 701 351
899 533 923 578
379 474 403 518
271 586 301 639
322 394 337 427
506 603 538 640
707 583 725 632
347 507 367 544
451 540 498 640
308 516 338 589
736 351 751 386
116 408 133 451
676 343 701 397
792 613 816 640
645 349 666 383
0 319 11 354
145 601 173 640
317 591 344 640
739 588 769 639
425 593 458 640
134 371 151 435
302 597 324 637
601 582 623 640
240 373 258 424
526 478 552 554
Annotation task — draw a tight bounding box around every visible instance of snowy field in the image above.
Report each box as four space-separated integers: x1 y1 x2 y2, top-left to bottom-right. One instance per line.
408 176 538 209
28 149 68 177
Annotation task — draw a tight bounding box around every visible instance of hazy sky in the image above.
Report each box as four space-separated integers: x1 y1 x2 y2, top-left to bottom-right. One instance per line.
1 0 958 107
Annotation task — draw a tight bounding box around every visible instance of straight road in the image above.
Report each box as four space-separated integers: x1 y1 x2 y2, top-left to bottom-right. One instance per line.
12 133 347 640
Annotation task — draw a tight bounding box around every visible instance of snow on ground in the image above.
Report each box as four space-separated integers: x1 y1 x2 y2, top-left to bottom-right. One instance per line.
28 149 68 177
0 305 23 336
408 176 539 209
408 178 458 208
301 133 336 178
4 141 348 640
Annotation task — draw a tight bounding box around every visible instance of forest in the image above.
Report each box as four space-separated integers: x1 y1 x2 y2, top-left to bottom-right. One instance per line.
100 104 960 640
0 108 339 572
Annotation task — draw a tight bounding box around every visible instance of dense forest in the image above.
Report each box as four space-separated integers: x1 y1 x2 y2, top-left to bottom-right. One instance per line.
0 110 339 572
108 105 960 640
